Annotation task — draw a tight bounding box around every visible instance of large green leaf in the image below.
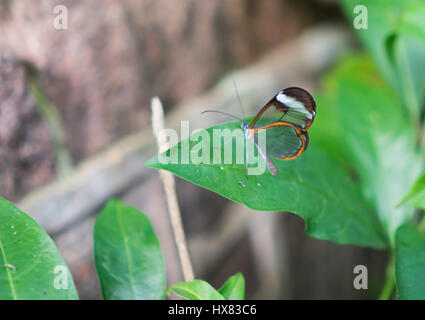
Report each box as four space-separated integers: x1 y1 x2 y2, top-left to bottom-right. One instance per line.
395 224 425 299
218 272 245 300
320 55 422 240
168 280 225 300
0 198 78 300
93 199 166 300
147 122 387 249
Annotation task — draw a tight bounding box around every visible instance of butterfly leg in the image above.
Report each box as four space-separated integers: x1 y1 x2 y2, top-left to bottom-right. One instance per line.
252 130 278 176
244 139 249 180
265 155 278 176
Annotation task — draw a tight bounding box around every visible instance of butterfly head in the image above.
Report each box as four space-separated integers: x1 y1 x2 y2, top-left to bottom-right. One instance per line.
241 121 250 131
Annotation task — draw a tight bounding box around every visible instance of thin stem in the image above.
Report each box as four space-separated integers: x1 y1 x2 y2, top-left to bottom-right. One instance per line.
378 251 395 300
27 69 73 176
150 97 195 282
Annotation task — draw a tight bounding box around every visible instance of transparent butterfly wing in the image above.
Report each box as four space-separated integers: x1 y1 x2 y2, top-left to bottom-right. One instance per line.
252 124 308 161
250 87 316 130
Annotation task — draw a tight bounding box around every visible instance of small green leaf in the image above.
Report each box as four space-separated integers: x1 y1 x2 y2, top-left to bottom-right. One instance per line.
94 199 166 300
397 172 425 209
395 224 425 299
218 272 245 300
168 280 225 300
0 198 78 300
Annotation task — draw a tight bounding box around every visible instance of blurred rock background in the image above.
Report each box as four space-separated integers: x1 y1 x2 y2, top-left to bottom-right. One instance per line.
0 0 387 299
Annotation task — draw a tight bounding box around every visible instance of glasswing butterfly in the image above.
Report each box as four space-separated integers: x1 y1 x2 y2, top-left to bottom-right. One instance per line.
202 87 316 176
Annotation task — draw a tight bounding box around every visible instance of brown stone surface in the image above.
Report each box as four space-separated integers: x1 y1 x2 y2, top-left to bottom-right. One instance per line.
0 51 55 201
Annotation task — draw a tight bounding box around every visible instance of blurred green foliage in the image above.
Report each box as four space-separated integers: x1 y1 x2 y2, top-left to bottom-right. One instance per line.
341 0 425 126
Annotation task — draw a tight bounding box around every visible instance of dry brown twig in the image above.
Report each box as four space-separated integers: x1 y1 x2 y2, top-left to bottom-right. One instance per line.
151 96 195 282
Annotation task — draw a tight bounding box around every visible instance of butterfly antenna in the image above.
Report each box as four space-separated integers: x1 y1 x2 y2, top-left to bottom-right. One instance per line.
200 109 242 121
232 79 246 120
